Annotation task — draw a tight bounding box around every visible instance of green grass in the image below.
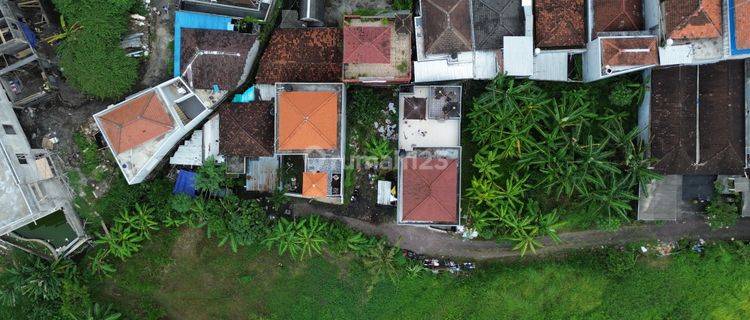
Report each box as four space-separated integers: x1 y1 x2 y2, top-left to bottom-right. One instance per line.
97 228 750 319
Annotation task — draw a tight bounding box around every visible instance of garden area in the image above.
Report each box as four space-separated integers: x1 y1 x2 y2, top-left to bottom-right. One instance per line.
462 75 656 254
342 87 399 222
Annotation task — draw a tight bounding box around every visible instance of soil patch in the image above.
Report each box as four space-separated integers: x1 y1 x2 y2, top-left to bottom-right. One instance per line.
170 227 205 261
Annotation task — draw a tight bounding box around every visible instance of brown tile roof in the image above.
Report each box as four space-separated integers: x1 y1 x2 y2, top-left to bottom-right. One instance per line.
534 0 586 48
99 91 174 154
601 37 658 67
401 156 459 224
735 0 750 49
422 0 473 55
277 91 339 151
180 29 257 91
302 172 328 197
593 0 644 36
343 26 391 64
663 0 723 40
650 61 745 175
219 102 274 157
255 28 342 84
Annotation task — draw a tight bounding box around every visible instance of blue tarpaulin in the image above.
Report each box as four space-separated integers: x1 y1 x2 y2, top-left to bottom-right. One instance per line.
174 11 234 77
173 170 197 197
19 21 37 48
232 86 256 103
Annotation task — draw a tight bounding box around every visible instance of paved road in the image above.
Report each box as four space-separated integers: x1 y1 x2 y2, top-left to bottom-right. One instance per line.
293 203 750 260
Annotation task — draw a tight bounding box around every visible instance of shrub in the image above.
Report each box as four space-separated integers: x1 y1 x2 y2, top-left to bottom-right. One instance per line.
263 216 329 260
205 195 270 252
706 196 739 230
52 0 138 99
195 157 228 193
0 253 77 306
609 82 640 107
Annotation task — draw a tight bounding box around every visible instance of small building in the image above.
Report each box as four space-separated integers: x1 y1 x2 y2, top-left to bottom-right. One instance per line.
0 85 87 258
274 83 346 204
637 59 750 220
583 0 659 82
181 0 276 20
397 86 462 226
342 14 413 84
413 0 487 82
254 28 342 98
529 0 587 82
94 77 213 185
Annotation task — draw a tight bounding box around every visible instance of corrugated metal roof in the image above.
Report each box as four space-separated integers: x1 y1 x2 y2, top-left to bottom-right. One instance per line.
503 36 533 76
531 51 569 81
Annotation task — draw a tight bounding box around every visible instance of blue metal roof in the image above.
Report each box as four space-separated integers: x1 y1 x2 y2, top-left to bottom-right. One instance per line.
729 0 750 56
173 11 234 77
173 169 198 197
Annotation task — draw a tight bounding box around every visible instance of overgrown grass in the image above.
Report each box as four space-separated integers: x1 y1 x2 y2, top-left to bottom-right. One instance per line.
97 232 750 319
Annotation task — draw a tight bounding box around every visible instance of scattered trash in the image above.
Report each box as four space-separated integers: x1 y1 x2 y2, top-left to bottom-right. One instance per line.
402 250 477 274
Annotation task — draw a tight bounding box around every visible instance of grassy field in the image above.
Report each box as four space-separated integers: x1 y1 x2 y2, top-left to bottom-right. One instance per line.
96 227 750 320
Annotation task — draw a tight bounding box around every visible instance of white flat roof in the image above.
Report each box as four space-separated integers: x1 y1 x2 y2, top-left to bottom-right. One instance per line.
398 86 461 151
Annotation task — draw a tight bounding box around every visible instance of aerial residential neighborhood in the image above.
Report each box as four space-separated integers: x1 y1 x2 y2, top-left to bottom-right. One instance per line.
1 0 750 318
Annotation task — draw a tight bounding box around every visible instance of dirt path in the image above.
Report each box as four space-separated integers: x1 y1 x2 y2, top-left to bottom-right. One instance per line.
293 202 750 260
140 0 175 87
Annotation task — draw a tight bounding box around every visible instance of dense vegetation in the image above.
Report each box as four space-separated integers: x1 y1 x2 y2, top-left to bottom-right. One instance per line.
465 76 657 253
52 0 139 99
88 236 750 319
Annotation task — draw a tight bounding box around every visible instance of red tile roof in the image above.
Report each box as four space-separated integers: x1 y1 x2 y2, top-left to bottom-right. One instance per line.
99 91 174 154
601 37 659 67
401 157 458 224
343 26 391 64
663 0 722 40
534 0 586 48
422 0 473 54
736 0 750 49
277 91 339 151
255 28 342 84
593 0 644 35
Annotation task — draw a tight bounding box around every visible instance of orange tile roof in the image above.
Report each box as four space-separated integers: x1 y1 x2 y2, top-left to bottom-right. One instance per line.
664 0 722 40
736 0 750 49
277 91 339 151
302 172 328 197
99 91 174 154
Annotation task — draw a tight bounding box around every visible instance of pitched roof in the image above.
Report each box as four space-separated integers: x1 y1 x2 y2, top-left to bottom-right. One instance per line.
277 91 339 151
593 0 644 36
422 0 473 55
180 29 257 90
601 37 659 67
219 102 274 157
534 0 586 48
472 0 524 50
403 97 426 120
650 61 745 175
402 157 459 224
735 0 750 49
663 0 723 40
99 91 174 154
343 26 391 64
255 28 342 84
302 172 328 197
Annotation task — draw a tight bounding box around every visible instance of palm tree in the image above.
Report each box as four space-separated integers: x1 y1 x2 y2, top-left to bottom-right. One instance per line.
295 216 328 259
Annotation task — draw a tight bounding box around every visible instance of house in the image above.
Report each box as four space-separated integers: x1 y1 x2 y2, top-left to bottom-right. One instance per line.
254 28 342 98
529 0 587 81
637 59 750 220
0 85 87 258
413 0 489 82
177 28 259 104
94 77 213 185
218 101 278 190
273 83 346 204
397 85 462 226
342 13 413 84
180 0 276 20
0 0 53 108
